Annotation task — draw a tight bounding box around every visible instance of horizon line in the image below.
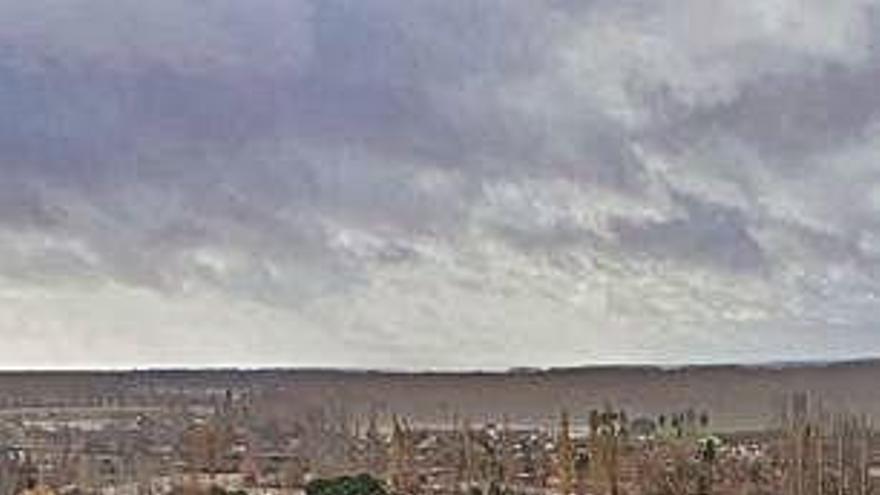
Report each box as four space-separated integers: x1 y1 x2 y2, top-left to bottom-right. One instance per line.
0 355 876 374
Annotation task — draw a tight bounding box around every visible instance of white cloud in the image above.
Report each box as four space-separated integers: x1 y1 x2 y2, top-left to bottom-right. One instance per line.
0 280 344 368
558 0 874 119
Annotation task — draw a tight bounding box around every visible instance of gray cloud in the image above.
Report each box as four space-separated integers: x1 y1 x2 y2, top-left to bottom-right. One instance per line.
0 0 879 368
612 193 767 274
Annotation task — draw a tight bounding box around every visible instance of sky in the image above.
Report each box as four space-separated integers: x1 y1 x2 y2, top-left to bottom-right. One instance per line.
1 0 880 369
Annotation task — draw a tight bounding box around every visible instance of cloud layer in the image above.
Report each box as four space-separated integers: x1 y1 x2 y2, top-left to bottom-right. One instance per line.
1 0 879 368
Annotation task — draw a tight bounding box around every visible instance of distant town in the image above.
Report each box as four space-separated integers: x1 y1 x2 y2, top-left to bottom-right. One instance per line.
1 363 879 495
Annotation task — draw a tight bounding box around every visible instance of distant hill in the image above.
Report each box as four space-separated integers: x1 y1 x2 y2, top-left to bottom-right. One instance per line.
0 359 878 431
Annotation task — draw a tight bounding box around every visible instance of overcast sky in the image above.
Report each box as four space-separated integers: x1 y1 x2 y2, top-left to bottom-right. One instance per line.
1 0 879 369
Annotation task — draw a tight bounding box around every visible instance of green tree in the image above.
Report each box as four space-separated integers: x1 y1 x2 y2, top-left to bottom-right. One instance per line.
305 474 388 495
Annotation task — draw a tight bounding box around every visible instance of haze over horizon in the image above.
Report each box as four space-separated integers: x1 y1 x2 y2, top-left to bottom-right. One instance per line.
2 0 880 369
